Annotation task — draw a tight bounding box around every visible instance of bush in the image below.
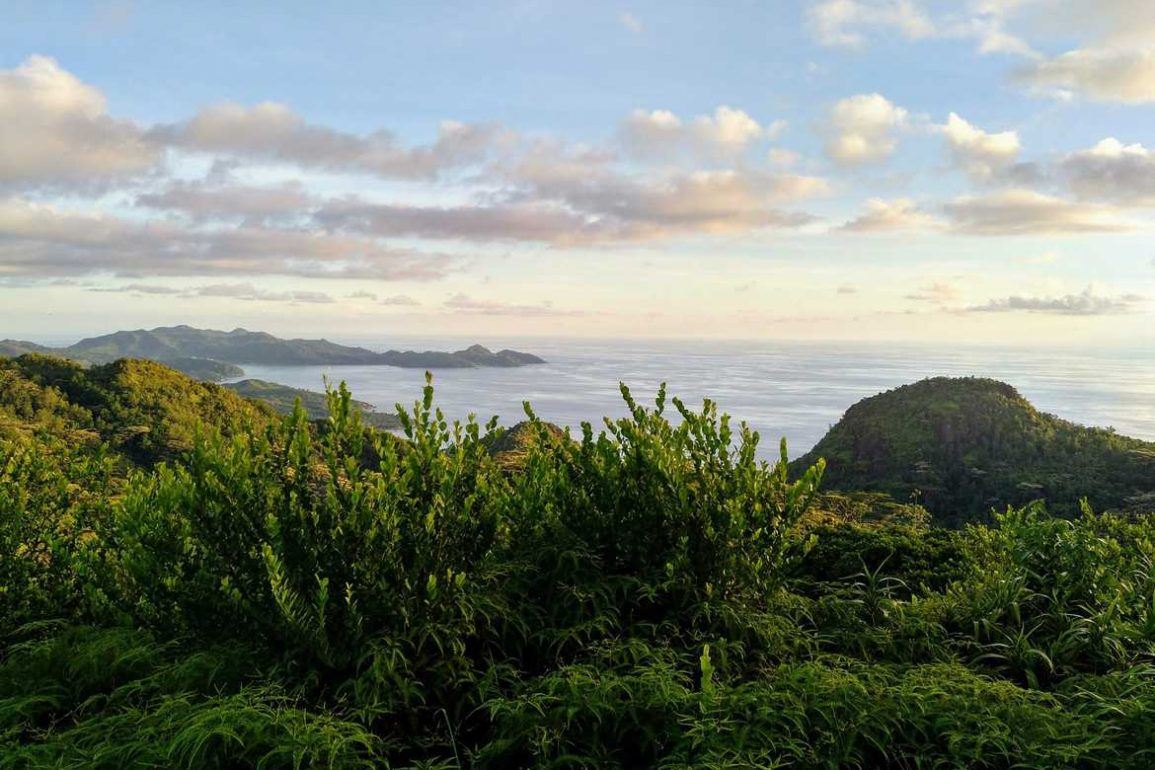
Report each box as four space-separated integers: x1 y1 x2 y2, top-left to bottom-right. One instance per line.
2 375 1154 767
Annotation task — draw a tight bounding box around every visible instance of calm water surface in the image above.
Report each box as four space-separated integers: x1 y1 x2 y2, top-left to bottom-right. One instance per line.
235 339 1155 458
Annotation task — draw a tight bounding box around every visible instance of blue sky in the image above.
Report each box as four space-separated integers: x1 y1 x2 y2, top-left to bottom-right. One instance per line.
1 0 1154 343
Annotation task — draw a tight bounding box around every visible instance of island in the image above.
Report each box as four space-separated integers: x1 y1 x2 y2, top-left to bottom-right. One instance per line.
0 325 546 380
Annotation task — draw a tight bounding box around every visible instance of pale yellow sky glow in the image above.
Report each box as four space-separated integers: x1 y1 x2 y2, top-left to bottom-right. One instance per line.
2 1 1155 344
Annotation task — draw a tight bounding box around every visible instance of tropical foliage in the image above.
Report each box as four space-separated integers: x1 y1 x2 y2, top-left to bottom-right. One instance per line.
797 376 1155 525
2 357 1155 767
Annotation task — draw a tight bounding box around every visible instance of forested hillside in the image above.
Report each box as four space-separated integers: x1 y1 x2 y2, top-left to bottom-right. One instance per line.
2 366 1155 767
224 378 401 429
0 354 273 465
797 377 1155 525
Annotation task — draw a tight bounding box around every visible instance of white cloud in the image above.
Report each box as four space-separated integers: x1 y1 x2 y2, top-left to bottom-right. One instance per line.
194 283 335 303
808 0 1035 55
316 199 605 244
938 112 1020 180
905 282 960 302
0 55 158 186
840 198 942 232
443 293 582 316
321 165 826 245
808 0 935 48
968 286 1146 315
156 102 505 179
619 11 643 33
823 93 908 165
1016 48 1155 104
767 148 801 167
381 294 420 306
0 197 452 280
91 282 337 304
943 189 1134 235
1060 138 1155 204
621 106 780 159
136 181 314 222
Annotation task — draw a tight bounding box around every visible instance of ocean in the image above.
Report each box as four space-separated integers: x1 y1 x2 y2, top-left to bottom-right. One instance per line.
234 338 1155 458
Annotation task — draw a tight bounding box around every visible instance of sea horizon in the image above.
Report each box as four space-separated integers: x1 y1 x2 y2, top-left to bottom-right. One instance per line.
213 336 1155 457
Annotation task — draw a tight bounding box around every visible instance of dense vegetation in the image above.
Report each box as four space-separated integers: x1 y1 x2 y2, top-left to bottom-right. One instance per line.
0 354 273 465
797 377 1155 525
162 356 246 383
224 378 401 429
2 359 1155 767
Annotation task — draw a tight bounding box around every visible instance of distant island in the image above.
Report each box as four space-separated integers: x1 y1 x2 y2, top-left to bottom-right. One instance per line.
0 325 545 381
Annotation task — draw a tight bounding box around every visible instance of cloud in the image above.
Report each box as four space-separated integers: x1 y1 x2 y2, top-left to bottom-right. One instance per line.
322 163 827 244
0 197 453 280
836 284 858 294
154 102 506 179
967 286 1146 315
619 11 643 33
938 112 1021 180
381 294 420 306
808 0 935 48
823 93 908 165
839 198 941 232
1016 48 1155 104
807 1 1155 104
1059 138 1155 204
621 106 783 160
443 293 582 316
0 55 158 187
943 189 1134 235
316 199 606 244
136 181 315 222
1000 0 1155 49
767 148 800 167
90 283 184 295
905 282 960 302
193 283 335 303
88 281 336 303
518 166 828 239
346 290 378 300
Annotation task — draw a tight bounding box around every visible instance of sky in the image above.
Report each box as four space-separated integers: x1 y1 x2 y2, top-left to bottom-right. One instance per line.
2 0 1154 344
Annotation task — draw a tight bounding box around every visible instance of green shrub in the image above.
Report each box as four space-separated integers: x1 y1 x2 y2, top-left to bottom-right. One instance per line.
2 373 1154 768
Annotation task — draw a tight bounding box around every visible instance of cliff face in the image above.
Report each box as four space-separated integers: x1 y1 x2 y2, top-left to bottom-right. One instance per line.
795 377 1155 525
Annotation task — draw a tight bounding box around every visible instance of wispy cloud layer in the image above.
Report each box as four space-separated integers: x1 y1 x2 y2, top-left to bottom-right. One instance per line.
943 190 1134 235
968 287 1146 315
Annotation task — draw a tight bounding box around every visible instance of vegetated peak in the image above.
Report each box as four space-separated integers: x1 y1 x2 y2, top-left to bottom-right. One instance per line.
797 376 1155 525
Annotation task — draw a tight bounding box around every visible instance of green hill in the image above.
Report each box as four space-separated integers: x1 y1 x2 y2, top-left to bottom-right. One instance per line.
0 339 56 358
223 379 401 429
0 354 275 465
2 325 547 369
161 356 245 382
65 326 383 366
796 377 1155 524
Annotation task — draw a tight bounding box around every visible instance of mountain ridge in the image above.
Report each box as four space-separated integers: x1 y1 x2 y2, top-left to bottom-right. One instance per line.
2 325 546 378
